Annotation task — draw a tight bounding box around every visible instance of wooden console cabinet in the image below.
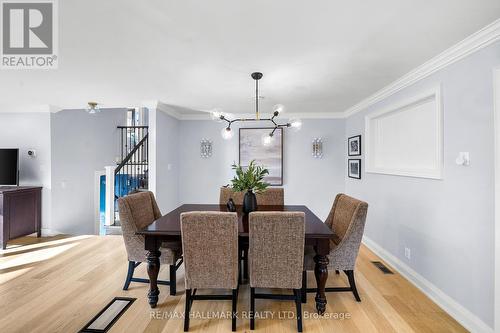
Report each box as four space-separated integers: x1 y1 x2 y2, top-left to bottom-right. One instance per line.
0 186 42 249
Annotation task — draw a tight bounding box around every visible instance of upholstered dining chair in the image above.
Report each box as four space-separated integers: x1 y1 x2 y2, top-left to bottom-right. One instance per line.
220 186 285 283
118 191 183 295
302 193 368 303
219 186 284 205
180 212 239 332
249 212 305 332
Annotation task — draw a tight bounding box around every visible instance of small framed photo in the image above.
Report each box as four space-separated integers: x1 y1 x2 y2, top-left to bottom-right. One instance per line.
348 135 361 156
348 159 362 179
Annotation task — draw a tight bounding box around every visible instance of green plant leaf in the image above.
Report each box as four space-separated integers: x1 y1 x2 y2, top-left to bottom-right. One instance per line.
229 160 270 193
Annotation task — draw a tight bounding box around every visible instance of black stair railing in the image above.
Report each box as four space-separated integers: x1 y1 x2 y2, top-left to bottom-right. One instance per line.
114 126 149 224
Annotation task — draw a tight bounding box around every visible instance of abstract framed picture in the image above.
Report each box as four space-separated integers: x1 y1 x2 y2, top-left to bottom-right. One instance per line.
239 127 283 186
348 135 362 156
348 159 362 179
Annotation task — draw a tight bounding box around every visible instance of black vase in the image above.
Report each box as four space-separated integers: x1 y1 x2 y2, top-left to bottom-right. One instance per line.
243 190 257 214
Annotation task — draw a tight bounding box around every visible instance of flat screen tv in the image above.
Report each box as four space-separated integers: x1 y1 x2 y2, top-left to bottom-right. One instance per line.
0 149 19 186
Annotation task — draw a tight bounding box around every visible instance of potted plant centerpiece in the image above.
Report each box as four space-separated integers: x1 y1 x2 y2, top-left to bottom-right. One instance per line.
231 160 270 213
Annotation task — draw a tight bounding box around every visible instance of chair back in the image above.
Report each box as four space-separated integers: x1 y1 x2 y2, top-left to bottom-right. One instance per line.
219 187 284 205
249 212 305 289
325 193 368 267
180 211 239 290
219 187 245 205
118 191 162 262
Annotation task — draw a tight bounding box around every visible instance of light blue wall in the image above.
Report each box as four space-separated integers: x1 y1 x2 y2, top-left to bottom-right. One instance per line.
0 112 52 232
345 41 500 327
154 110 180 213
51 109 126 234
177 119 346 221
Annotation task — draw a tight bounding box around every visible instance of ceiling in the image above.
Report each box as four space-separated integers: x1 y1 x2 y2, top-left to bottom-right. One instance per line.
1 0 499 115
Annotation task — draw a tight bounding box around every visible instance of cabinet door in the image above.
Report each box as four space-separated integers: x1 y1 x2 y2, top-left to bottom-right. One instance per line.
8 191 37 239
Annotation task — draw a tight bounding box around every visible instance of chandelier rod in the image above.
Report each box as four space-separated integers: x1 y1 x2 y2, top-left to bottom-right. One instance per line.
255 78 259 120
221 116 288 127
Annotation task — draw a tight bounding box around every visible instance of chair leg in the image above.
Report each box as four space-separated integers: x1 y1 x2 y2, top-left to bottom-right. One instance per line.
232 289 238 332
250 287 255 330
243 248 249 280
301 271 307 303
184 289 192 332
345 270 361 302
169 264 177 296
238 254 243 285
123 261 135 290
294 289 303 333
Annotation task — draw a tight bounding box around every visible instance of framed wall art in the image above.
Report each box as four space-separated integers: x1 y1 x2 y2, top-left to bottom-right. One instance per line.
239 127 283 186
348 159 361 179
348 135 361 156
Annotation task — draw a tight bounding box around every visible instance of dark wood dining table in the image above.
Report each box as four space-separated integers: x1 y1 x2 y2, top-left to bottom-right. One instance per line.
137 204 334 314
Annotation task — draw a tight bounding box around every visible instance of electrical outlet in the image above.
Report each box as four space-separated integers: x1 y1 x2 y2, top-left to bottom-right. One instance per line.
404 247 411 260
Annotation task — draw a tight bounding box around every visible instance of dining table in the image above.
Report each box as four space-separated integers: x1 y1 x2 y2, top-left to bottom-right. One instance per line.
137 204 334 314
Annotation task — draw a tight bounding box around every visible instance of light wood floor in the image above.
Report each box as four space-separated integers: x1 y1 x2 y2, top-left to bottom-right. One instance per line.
0 235 467 333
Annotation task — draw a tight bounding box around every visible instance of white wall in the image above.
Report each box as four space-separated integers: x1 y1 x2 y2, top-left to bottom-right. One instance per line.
345 41 500 331
51 109 126 234
494 67 500 332
149 108 180 213
177 119 345 221
0 112 52 233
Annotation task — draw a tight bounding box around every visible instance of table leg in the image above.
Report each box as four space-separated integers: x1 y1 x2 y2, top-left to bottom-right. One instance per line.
314 254 329 315
147 248 161 308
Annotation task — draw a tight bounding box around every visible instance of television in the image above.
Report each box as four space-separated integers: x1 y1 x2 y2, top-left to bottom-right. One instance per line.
0 149 19 186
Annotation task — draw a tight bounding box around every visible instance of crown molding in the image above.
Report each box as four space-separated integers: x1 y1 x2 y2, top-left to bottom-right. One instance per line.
146 100 346 120
173 111 345 121
0 104 61 113
177 112 211 120
343 18 500 118
48 105 63 113
292 112 345 119
141 100 160 111
144 100 183 119
0 104 128 114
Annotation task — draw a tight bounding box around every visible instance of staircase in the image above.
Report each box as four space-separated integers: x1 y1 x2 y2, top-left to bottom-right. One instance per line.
113 125 149 225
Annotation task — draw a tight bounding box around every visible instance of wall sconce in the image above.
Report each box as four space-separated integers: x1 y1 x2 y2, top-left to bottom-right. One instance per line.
312 138 323 158
200 139 212 158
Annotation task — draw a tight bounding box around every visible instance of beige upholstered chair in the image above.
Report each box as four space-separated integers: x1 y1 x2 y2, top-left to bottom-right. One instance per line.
249 212 305 332
303 193 368 302
118 191 182 295
180 212 239 332
219 187 284 205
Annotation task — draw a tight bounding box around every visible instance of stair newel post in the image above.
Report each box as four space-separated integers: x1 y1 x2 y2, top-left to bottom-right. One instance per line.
104 165 116 226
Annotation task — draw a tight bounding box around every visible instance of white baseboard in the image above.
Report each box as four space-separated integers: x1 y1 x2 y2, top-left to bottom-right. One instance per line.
362 236 493 333
41 228 63 237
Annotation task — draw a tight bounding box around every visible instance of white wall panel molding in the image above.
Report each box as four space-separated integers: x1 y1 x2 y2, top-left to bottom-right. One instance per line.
365 86 443 179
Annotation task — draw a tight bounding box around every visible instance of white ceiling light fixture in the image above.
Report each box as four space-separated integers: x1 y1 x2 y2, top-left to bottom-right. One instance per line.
212 72 301 142
86 102 101 114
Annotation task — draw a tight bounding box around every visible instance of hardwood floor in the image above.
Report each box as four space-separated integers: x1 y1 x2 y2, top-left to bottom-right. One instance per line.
0 235 466 333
